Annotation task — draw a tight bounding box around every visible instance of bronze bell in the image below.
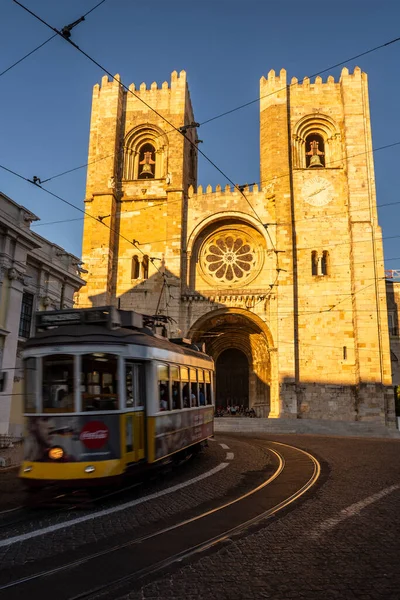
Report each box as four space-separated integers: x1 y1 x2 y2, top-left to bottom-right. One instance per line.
139 151 155 177
139 163 153 176
306 140 324 168
309 153 324 168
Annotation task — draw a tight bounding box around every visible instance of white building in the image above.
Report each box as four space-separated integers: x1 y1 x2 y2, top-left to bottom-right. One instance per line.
0 192 85 437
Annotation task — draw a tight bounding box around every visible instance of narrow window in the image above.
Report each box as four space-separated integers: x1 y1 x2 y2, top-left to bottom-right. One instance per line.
190 368 198 407
126 363 144 408
205 370 213 405
343 346 347 361
198 370 206 406
321 251 330 276
181 367 189 408
305 133 325 168
388 313 397 336
19 292 34 338
24 357 37 413
311 251 318 276
131 255 140 279
158 364 170 411
142 255 149 279
138 143 156 179
170 365 181 409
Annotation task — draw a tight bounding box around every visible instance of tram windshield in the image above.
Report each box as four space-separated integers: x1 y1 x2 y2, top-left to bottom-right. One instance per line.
24 353 120 413
81 353 119 411
42 354 74 413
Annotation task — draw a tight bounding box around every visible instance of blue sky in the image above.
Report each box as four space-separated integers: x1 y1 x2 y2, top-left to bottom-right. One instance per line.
1 0 399 265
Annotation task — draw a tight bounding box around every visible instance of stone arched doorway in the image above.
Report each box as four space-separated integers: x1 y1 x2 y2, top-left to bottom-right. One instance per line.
216 348 249 409
189 308 275 417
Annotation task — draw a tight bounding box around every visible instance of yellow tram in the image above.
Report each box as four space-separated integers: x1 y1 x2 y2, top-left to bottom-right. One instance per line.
19 307 214 486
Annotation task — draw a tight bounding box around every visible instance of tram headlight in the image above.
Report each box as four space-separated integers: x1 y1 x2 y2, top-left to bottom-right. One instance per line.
84 465 95 473
48 446 64 460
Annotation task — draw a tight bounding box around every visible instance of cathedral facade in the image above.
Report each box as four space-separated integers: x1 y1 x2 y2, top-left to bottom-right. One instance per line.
76 67 396 426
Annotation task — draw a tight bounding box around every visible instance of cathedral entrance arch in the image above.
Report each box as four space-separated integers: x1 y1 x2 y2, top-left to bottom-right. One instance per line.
216 349 249 409
189 308 276 417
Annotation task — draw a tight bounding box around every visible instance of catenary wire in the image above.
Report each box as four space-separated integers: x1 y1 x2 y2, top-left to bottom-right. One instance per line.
11 5 397 263
0 161 165 276
0 34 57 78
30 189 400 231
9 4 400 279
12 1 276 253
37 133 400 228
1 0 109 80
200 36 400 126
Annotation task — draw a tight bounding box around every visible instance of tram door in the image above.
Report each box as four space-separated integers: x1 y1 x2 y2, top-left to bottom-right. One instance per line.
124 363 146 464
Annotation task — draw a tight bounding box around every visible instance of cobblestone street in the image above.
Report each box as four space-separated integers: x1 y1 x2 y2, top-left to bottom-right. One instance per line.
1 433 399 600
121 434 400 600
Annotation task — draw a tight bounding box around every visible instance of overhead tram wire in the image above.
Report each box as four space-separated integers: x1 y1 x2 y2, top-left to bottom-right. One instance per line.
0 34 57 79
36 128 400 224
200 35 400 126
31 189 400 230
10 2 400 283
1 0 109 80
0 161 164 277
12 2 275 251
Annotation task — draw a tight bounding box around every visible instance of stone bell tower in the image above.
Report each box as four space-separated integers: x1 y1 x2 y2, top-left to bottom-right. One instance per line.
259 66 394 424
76 70 197 311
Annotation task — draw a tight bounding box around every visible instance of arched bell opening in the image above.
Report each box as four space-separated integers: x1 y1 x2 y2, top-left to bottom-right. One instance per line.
189 308 275 417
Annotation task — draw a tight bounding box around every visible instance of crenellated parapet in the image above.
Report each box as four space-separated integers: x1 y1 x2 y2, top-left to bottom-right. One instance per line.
260 66 366 110
188 182 261 198
93 70 187 94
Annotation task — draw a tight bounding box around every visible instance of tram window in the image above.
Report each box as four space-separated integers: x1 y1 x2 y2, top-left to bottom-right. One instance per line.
205 382 213 405
170 366 181 410
42 355 74 412
198 383 206 406
181 367 189 408
189 369 198 407
158 364 170 411
81 354 119 411
182 383 190 408
24 357 37 413
204 371 213 405
190 383 198 406
126 363 144 408
198 370 204 383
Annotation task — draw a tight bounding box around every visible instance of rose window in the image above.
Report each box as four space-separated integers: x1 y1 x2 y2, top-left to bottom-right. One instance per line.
200 230 262 286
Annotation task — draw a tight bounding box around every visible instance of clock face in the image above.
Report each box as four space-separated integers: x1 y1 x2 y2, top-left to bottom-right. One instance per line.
302 176 334 207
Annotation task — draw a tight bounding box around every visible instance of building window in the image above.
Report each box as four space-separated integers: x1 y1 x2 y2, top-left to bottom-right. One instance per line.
131 255 140 280
123 125 168 181
311 251 318 276
321 251 330 276
142 255 149 279
19 292 34 338
388 313 398 336
292 113 341 169
311 251 330 277
305 133 325 168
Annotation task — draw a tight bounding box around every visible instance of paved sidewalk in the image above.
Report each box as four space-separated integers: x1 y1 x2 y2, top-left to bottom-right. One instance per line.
214 417 400 438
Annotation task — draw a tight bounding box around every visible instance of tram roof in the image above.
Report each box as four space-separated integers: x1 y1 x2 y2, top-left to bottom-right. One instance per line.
24 324 213 363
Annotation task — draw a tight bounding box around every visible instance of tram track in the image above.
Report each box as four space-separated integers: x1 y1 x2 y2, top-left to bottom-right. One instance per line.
0 439 321 600
0 448 202 533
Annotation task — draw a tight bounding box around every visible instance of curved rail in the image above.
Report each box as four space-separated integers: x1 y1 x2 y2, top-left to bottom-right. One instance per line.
0 440 321 600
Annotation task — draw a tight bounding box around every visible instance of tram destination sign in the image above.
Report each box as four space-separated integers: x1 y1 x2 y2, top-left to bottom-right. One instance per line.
36 307 120 330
